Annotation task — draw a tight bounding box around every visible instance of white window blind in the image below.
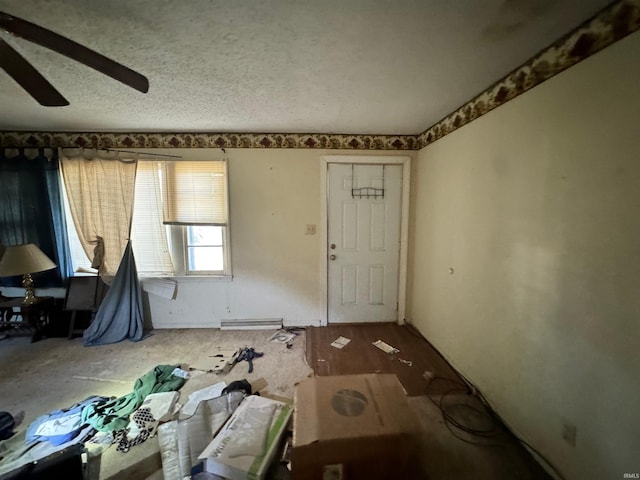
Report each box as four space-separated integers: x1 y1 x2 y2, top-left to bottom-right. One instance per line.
162 160 228 226
131 161 175 274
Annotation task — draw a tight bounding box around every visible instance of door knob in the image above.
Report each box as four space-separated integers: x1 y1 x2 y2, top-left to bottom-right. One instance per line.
329 254 337 261
330 243 336 249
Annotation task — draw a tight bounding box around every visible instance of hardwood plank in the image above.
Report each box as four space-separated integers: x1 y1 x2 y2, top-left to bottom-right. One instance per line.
306 323 463 395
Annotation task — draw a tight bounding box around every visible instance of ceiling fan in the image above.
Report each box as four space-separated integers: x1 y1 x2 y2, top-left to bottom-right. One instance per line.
0 11 149 106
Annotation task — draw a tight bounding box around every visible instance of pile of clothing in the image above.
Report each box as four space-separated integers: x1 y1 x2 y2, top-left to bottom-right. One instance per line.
0 354 269 480
0 364 187 478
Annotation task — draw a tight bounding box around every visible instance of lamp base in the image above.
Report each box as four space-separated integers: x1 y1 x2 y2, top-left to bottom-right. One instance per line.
22 273 38 305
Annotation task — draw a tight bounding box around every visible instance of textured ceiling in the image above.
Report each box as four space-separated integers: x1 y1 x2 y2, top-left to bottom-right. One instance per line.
0 0 612 135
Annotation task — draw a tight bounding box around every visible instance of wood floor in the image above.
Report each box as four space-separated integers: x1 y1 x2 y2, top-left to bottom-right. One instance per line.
306 323 554 479
306 322 462 395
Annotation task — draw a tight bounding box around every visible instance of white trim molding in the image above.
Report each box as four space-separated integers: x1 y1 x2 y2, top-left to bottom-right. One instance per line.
320 155 411 326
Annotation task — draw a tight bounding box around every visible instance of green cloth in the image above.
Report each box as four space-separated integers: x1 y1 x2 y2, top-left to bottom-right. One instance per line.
81 364 186 432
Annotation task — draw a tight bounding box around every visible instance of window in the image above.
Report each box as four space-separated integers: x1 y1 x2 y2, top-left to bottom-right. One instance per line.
61 180 93 273
62 159 230 277
186 226 225 273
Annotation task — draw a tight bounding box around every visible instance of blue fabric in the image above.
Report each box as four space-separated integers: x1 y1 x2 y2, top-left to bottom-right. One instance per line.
25 396 108 446
0 149 65 287
44 160 73 282
83 240 144 346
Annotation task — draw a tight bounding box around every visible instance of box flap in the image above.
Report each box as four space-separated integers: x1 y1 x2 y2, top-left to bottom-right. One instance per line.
199 395 292 480
294 374 416 447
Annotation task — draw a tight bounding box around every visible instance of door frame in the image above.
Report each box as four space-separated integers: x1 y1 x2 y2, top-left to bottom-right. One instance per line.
320 155 411 326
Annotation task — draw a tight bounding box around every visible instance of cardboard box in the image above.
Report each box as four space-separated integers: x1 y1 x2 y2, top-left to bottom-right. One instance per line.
209 346 240 374
199 395 292 480
292 374 421 480
158 391 245 480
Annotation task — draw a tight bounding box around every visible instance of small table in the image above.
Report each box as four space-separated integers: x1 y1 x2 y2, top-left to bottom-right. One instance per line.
0 296 54 342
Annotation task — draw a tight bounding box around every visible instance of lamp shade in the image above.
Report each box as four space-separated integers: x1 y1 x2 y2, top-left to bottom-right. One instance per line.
0 243 56 277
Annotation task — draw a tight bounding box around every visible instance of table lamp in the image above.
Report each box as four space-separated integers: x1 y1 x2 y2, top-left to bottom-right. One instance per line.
0 243 56 305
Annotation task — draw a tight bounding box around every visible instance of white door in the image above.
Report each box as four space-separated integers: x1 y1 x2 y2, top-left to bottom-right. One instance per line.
327 163 402 323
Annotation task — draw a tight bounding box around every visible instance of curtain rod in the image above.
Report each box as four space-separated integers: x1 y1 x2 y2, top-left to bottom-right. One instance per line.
103 148 228 158
102 148 182 159
62 147 183 159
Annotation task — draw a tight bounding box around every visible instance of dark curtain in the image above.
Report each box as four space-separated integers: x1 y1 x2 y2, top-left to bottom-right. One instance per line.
44 156 74 281
0 148 72 287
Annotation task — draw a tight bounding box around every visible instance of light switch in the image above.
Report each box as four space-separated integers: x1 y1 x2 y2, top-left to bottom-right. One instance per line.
305 224 316 235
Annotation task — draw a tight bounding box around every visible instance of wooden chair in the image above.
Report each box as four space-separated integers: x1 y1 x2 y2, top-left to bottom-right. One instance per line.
63 276 109 339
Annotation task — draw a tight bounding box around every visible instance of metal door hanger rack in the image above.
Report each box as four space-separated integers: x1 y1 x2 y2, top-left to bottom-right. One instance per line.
351 164 385 199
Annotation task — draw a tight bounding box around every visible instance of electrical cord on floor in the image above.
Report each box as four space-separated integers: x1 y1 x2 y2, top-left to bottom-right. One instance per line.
425 377 504 446
284 326 305 333
425 376 566 480
402 321 566 478
281 326 306 350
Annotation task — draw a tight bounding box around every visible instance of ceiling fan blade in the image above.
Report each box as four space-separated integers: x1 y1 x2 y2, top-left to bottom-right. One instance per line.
0 37 68 106
0 11 149 94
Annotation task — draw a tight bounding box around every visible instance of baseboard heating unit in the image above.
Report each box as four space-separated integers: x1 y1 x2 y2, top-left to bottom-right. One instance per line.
220 318 283 330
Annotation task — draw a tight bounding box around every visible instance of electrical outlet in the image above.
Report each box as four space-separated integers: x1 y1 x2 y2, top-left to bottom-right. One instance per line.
562 423 577 447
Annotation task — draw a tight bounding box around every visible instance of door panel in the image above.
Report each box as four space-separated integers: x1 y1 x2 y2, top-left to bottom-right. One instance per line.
328 163 402 323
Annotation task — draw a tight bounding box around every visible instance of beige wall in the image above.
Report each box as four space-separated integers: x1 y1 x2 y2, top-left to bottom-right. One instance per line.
408 31 640 479
1 148 414 327
142 148 413 328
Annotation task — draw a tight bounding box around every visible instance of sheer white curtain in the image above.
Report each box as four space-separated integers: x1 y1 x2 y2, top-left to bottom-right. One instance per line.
59 148 137 278
131 160 174 274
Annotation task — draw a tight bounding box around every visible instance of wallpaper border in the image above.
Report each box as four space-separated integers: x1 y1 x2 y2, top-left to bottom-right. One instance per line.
0 132 418 150
0 1 638 151
417 0 640 148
